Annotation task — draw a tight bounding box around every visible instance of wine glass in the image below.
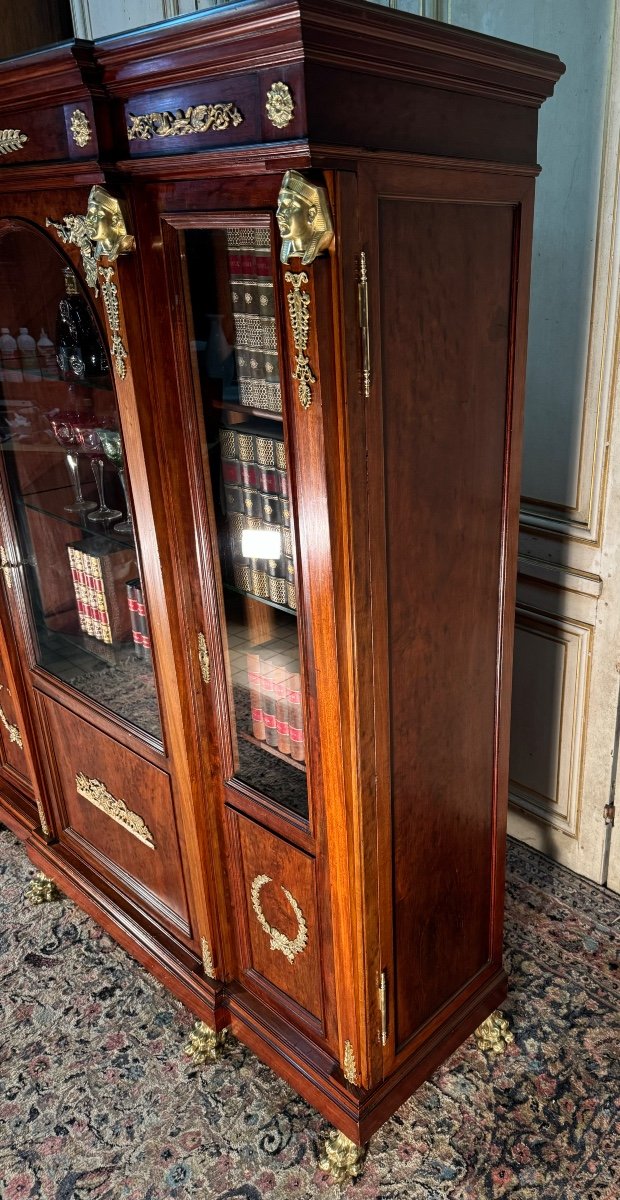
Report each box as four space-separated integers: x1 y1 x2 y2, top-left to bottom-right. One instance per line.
96 428 133 536
72 418 122 524
48 411 96 514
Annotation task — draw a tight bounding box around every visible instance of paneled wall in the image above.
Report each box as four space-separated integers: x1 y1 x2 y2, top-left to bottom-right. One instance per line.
70 0 220 39
434 0 620 886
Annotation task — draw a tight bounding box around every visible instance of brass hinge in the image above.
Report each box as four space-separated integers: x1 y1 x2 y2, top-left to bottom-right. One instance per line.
197 631 211 685
0 545 30 589
0 545 13 589
604 802 615 826
358 250 371 399
379 968 388 1046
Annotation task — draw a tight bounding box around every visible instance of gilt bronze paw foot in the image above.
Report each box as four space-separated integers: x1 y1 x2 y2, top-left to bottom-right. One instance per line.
474 1009 514 1054
184 1020 228 1064
319 1129 366 1186
26 872 61 905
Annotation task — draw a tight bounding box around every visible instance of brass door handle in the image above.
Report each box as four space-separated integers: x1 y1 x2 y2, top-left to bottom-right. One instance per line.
358 250 371 399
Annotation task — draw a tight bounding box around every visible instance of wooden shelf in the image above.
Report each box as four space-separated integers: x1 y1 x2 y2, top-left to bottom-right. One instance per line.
239 729 306 773
214 397 283 424
223 581 296 618
22 486 135 548
1 376 114 403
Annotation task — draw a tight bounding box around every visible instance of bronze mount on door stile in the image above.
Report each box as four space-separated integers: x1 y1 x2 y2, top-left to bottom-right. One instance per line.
45 186 134 379
277 169 333 410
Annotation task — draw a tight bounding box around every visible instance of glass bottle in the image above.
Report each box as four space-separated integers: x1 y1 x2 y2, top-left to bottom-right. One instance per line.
37 329 59 380
17 327 41 380
55 268 109 384
0 327 22 382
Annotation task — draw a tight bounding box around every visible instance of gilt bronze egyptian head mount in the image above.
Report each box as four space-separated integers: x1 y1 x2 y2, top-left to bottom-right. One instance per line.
276 170 334 266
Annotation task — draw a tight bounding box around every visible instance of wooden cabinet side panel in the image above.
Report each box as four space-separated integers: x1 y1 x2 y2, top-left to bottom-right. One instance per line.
384 196 512 1046
358 164 533 1064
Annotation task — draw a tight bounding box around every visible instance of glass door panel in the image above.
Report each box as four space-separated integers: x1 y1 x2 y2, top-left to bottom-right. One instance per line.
0 222 162 742
183 224 308 820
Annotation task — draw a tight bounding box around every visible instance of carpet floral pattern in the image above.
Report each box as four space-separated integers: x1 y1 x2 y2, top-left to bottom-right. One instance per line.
0 828 618 1199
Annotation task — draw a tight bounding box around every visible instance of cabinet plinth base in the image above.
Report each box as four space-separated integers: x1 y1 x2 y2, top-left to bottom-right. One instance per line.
184 1020 228 1064
26 871 61 904
319 1130 366 1185
474 1010 514 1054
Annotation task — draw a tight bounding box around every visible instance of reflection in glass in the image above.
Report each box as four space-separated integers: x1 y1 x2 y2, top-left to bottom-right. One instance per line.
72 419 123 524
48 412 96 513
0 224 162 742
55 268 108 383
97 428 133 535
184 225 308 820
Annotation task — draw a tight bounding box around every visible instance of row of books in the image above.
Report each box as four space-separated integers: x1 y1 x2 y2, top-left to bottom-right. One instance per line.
233 561 296 611
220 424 297 612
223 483 290 527
221 425 291 525
67 541 133 645
246 650 305 764
219 426 287 473
226 227 282 413
67 540 151 661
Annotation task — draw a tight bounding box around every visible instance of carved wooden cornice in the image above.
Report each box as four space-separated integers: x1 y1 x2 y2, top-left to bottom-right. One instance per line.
94 0 563 109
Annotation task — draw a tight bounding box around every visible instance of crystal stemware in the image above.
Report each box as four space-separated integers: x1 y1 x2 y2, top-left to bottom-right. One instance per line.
48 411 96 514
73 419 122 524
96 428 133 535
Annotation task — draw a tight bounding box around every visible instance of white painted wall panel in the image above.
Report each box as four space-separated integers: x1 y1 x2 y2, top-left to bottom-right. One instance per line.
448 0 614 514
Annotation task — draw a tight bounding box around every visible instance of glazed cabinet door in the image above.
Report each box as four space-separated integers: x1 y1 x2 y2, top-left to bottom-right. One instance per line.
0 604 40 828
0 204 201 957
156 185 361 1091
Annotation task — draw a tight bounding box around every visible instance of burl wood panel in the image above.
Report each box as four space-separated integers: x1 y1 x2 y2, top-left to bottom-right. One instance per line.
379 198 514 1051
41 694 190 932
231 809 324 1028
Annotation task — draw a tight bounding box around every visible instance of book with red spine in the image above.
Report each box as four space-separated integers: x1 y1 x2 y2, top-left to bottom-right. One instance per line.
81 540 135 645
287 672 305 763
134 582 152 664
246 652 265 741
67 544 91 636
273 666 291 755
126 579 143 659
84 550 110 642
77 547 103 640
226 227 282 413
76 552 97 638
260 660 278 747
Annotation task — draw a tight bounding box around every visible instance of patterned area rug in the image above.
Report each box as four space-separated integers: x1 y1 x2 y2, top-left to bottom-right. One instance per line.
0 829 618 1200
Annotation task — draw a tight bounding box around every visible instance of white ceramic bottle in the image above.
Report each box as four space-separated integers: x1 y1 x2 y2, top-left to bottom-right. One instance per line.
0 328 22 382
37 329 59 380
17 327 41 380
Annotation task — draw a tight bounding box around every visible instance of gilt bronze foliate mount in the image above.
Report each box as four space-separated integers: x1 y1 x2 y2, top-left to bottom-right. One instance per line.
46 186 135 379
276 169 334 412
